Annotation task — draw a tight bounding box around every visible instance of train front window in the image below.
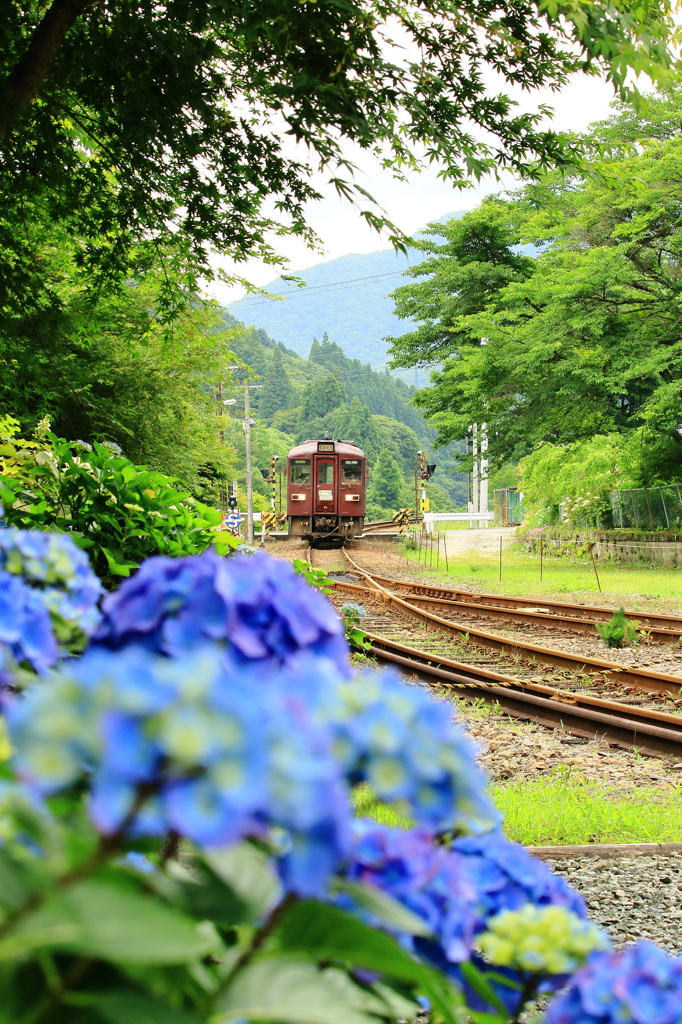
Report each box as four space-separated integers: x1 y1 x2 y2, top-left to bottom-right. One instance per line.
318 462 334 486
290 459 310 485
341 459 362 484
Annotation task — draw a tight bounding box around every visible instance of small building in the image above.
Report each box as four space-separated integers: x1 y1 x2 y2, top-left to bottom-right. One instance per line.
494 487 524 526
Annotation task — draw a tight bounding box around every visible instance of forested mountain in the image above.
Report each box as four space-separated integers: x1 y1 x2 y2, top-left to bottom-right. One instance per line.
227 213 465 369
221 312 469 513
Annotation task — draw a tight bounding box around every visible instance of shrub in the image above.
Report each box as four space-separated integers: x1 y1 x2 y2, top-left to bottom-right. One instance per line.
0 420 237 587
1 527 677 1024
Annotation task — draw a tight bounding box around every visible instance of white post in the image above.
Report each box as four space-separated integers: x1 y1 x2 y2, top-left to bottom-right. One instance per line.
479 339 489 528
244 385 254 544
480 423 489 529
472 424 479 529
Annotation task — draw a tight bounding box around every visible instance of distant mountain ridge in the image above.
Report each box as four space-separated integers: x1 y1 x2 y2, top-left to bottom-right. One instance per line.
228 211 466 368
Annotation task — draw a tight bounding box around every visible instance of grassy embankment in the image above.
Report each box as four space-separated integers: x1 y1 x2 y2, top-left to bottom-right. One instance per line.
354 778 682 846
400 536 682 612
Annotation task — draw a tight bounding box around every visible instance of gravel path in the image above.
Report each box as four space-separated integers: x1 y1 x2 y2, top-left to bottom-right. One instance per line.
548 854 682 952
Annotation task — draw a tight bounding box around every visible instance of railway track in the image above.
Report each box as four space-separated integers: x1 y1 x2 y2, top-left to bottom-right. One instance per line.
300 545 682 754
333 549 682 695
366 632 682 759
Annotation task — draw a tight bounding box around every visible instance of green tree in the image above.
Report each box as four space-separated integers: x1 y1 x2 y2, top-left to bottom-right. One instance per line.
0 236 237 500
332 398 382 460
388 92 682 483
388 201 535 369
298 375 346 424
1 0 678 328
260 348 295 421
369 448 404 509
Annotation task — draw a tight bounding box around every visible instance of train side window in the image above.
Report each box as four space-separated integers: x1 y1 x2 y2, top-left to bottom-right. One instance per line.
341 459 362 484
290 459 311 484
318 462 334 485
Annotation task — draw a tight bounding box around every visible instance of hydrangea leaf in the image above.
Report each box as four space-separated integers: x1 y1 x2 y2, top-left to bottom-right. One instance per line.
334 878 434 938
9 879 220 964
276 900 461 1024
214 956 382 1024
93 990 204 1024
204 842 281 919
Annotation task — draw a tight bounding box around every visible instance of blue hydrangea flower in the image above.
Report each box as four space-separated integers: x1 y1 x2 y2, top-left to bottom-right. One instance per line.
340 602 367 619
91 550 349 675
545 941 682 1024
327 671 499 834
441 831 588 1016
451 831 586 923
7 647 499 896
7 646 352 897
99 441 122 456
344 822 478 962
0 528 102 637
0 572 58 678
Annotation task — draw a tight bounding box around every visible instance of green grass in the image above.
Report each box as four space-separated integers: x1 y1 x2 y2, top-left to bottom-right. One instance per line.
494 776 682 846
354 776 682 846
400 541 682 613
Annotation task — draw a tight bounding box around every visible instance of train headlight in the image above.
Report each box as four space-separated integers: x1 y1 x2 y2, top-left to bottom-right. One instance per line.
291 494 307 501
344 494 360 502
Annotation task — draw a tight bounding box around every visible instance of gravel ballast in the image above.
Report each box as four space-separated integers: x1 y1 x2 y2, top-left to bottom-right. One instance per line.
547 854 682 953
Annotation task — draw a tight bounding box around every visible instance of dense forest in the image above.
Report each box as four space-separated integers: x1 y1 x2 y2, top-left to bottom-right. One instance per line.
223 316 469 517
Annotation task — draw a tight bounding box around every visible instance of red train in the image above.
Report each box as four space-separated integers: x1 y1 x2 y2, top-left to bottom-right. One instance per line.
287 438 366 542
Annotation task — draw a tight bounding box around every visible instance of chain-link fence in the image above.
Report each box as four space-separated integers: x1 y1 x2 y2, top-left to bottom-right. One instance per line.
609 485 682 530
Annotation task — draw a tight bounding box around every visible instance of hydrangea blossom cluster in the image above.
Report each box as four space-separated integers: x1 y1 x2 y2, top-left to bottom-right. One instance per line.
345 822 479 961
7 647 498 896
327 672 498 833
339 602 367 619
545 941 682 1024
92 550 349 675
451 831 587 923
342 823 592 988
0 527 102 678
478 904 609 975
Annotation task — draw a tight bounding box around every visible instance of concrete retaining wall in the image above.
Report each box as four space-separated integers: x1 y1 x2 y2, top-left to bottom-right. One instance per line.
523 529 682 567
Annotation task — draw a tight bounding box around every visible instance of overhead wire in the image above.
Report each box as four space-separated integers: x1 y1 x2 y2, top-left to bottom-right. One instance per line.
229 265 425 312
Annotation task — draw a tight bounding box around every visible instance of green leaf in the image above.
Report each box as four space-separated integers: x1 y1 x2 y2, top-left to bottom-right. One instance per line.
101 548 139 576
459 961 508 1015
213 956 377 1024
277 900 460 1024
93 990 203 1024
9 879 220 964
334 880 432 938
204 842 281 918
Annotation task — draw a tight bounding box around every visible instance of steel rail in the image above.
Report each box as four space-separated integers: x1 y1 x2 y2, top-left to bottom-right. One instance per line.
366 571 682 633
341 549 682 696
365 632 682 758
329 574 681 643
387 592 682 645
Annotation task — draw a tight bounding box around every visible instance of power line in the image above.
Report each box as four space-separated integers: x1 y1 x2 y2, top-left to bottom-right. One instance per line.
229 266 424 312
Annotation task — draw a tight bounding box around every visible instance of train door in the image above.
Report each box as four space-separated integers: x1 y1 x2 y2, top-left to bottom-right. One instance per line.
314 457 336 513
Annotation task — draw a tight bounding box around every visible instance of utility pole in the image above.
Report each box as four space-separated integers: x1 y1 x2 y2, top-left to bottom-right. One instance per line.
472 424 479 529
244 385 254 543
479 340 489 529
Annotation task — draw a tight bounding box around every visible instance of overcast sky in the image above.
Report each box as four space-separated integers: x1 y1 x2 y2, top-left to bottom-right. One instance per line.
212 74 620 306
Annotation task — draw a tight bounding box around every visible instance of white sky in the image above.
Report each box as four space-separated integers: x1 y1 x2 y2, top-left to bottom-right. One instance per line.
211 74 620 306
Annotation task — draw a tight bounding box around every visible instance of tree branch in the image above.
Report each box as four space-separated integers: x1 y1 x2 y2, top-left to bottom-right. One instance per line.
1 0 97 137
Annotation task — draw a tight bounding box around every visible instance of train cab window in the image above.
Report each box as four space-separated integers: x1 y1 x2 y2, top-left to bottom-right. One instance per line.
290 459 311 485
341 459 362 484
317 462 334 485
